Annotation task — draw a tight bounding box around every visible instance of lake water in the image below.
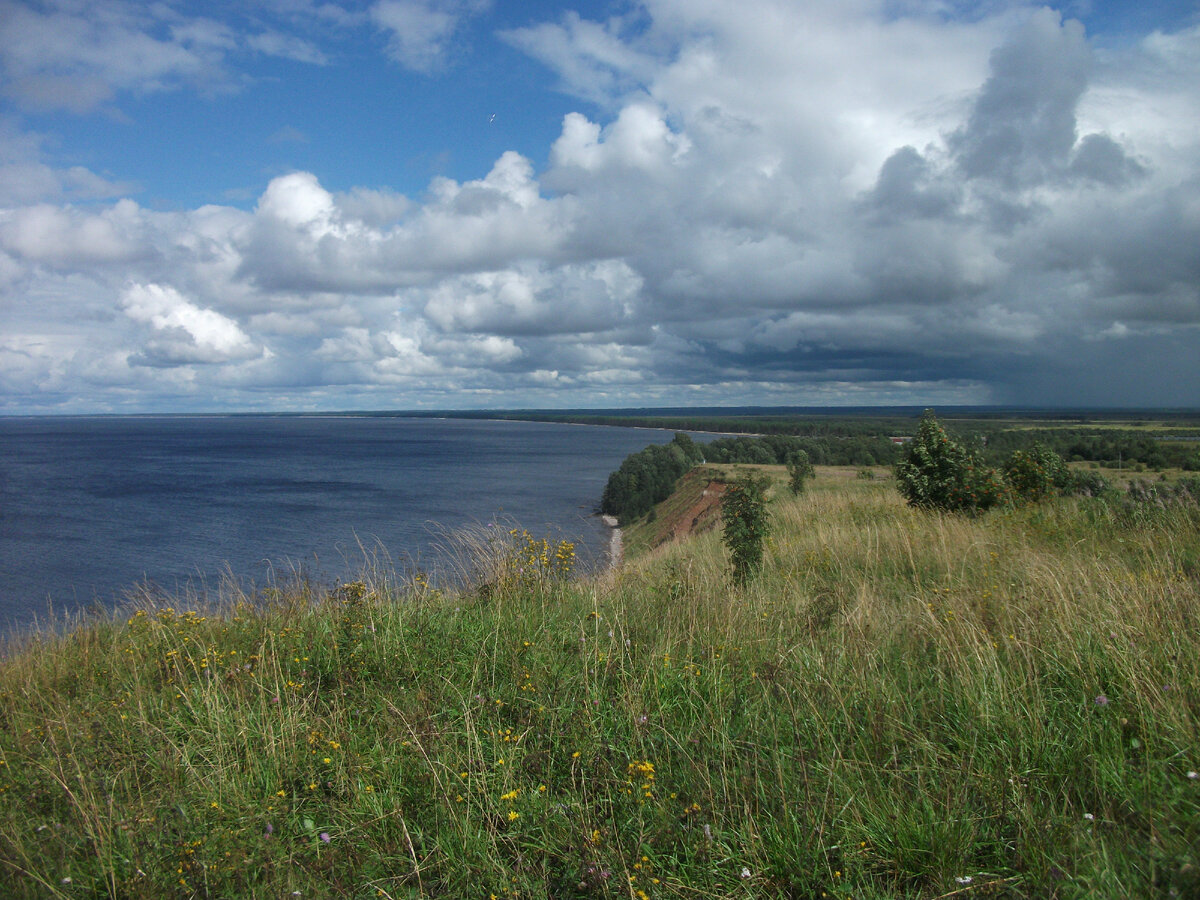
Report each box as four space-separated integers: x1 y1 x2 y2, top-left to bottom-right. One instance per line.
0 416 675 635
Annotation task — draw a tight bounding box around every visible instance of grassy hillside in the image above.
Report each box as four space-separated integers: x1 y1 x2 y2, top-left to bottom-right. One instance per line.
1 472 1198 898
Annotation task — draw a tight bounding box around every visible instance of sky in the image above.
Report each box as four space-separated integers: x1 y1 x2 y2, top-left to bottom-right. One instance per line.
0 0 1197 414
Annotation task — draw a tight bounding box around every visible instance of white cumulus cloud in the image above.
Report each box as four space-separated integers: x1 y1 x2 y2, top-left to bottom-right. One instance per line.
121 283 263 366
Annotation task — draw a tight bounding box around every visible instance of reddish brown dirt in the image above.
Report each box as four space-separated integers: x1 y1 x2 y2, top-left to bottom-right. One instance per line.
667 480 728 543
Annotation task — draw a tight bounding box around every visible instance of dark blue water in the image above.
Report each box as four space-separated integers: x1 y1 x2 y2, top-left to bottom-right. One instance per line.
0 416 673 633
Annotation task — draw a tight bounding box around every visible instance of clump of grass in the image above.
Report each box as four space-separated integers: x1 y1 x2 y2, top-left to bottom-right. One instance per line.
1 474 1198 898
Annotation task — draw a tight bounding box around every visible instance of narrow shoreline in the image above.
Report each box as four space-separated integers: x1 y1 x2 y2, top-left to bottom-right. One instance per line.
601 515 622 570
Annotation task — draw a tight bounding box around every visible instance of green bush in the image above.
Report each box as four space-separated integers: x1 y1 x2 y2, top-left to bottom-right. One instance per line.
722 474 771 583
1068 468 1112 497
895 411 1008 512
786 450 815 495
1004 442 1072 503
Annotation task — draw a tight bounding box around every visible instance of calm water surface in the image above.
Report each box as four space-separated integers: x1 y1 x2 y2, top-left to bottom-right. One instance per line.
0 416 674 634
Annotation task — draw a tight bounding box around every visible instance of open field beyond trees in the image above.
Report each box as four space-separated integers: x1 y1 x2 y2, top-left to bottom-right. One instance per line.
2 465 1199 898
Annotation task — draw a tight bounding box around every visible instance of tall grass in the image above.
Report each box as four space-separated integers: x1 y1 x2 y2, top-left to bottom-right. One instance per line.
1 472 1197 898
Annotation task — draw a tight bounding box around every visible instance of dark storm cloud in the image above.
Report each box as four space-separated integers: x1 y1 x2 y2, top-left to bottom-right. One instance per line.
950 9 1093 188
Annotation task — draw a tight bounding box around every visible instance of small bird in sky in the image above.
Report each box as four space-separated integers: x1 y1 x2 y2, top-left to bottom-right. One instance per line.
489 113 496 124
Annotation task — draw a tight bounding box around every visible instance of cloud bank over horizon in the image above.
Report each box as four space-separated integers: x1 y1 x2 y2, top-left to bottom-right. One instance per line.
1 0 1197 413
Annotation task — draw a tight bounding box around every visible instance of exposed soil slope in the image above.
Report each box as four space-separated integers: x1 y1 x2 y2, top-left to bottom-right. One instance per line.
621 466 732 556
668 479 727 542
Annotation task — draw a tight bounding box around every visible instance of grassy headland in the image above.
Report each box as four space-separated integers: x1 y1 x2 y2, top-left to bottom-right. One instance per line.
1 469 1198 898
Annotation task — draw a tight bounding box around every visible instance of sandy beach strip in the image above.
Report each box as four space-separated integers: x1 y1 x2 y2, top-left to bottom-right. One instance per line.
601 515 622 569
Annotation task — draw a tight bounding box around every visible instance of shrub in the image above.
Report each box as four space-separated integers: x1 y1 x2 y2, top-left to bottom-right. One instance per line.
1068 469 1112 498
1126 476 1200 509
786 451 815 495
1180 476 1200 503
722 474 771 583
1004 442 1072 503
894 411 1008 512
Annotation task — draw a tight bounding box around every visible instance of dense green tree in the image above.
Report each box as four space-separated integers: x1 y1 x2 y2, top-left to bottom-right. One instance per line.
895 412 1008 512
600 433 704 523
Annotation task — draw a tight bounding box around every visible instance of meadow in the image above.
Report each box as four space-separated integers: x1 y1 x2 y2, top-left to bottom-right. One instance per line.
1 469 1198 898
